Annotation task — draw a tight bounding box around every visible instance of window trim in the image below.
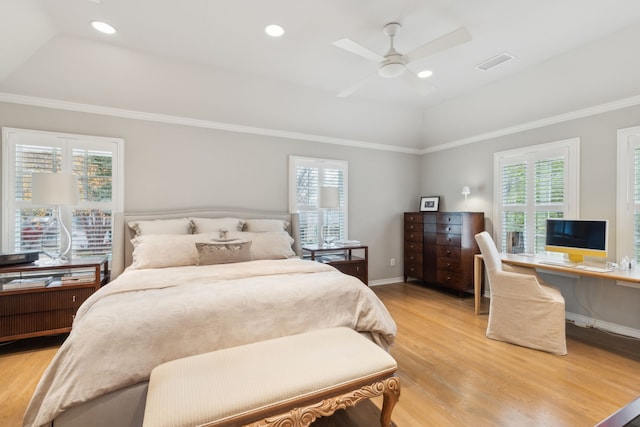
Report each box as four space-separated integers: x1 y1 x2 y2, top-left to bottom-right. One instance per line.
1 127 125 255
616 125 640 261
493 138 580 252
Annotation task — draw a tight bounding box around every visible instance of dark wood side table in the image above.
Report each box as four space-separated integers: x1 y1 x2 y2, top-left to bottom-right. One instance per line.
0 257 109 342
302 244 368 285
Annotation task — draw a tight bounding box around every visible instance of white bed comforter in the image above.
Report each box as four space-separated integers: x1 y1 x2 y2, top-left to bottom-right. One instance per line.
23 258 397 427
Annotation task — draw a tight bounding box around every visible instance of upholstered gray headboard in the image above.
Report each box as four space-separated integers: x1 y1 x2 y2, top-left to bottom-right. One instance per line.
111 208 301 280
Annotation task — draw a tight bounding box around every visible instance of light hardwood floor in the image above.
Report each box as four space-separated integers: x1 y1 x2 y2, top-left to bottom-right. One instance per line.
2 282 639 427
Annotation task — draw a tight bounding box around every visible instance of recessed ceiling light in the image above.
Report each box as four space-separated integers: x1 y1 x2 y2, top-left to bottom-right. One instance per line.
417 70 433 79
265 24 285 37
91 21 116 35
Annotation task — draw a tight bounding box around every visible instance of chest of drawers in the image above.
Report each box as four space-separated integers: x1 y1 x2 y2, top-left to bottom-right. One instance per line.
404 212 484 296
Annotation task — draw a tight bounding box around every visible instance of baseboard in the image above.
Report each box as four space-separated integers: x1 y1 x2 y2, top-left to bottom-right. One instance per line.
564 312 640 339
369 276 404 287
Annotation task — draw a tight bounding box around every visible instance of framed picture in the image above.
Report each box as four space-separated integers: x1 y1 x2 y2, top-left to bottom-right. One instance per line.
419 196 440 212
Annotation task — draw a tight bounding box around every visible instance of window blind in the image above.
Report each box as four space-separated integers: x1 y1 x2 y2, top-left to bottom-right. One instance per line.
634 145 640 259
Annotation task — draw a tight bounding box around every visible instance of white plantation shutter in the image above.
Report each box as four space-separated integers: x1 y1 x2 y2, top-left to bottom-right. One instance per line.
289 156 348 245
494 139 579 253
71 146 114 257
2 128 123 261
635 145 640 259
617 127 640 262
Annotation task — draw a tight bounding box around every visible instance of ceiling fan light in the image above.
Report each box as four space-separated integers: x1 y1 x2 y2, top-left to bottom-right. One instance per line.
417 70 433 79
378 62 406 78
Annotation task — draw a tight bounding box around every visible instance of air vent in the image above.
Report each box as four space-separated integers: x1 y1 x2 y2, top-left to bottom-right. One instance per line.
475 52 514 71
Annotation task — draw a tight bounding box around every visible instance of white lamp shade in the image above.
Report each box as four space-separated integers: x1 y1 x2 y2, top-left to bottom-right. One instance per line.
319 186 340 209
32 173 79 205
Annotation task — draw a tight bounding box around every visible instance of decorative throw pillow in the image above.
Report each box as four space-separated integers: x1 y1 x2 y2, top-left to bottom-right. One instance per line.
128 218 193 236
195 240 252 265
243 219 289 232
226 231 296 260
190 217 245 233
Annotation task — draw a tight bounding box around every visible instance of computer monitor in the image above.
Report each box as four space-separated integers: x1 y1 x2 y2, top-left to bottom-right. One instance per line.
544 219 608 263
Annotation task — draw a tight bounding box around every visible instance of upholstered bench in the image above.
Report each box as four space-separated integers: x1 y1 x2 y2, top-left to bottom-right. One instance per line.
143 327 400 427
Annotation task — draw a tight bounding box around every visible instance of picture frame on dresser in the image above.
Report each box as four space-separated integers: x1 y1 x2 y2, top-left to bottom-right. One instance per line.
419 196 440 212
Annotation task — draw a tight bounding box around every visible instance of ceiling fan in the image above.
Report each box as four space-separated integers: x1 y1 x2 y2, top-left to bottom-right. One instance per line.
333 22 472 98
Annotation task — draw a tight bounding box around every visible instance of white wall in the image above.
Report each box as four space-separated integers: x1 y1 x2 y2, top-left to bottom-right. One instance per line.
421 103 640 332
0 101 420 282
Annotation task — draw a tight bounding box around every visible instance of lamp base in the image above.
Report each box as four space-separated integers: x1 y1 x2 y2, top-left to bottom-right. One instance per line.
40 207 72 263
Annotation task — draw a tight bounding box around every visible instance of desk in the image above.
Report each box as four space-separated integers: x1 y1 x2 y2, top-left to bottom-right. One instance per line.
474 254 640 314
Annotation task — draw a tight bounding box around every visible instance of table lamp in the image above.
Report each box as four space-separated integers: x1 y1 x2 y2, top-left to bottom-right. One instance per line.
32 173 79 264
319 186 340 246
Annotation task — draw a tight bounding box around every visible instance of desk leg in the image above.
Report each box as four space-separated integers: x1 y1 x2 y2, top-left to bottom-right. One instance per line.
474 255 483 315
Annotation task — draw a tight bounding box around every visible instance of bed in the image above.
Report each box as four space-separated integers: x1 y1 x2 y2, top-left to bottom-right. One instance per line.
23 208 397 427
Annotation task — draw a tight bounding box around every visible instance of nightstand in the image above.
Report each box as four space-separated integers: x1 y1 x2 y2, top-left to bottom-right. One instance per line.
0 257 109 342
302 244 368 285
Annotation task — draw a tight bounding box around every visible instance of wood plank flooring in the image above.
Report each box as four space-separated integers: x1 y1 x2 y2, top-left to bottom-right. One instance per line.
1 281 639 426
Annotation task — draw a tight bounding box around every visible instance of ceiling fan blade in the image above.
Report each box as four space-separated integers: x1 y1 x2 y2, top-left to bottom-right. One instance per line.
337 73 378 98
333 38 384 62
401 72 436 97
406 26 472 63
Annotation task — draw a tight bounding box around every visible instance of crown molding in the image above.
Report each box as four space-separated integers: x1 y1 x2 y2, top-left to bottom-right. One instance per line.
420 93 640 154
3 91 640 156
0 92 422 155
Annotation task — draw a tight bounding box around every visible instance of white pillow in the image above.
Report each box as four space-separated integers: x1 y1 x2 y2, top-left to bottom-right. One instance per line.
227 231 296 260
128 218 192 236
130 232 222 269
244 219 289 232
190 217 245 233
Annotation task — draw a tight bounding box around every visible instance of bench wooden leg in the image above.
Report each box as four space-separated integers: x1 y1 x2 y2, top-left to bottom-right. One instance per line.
380 376 401 427
244 375 400 427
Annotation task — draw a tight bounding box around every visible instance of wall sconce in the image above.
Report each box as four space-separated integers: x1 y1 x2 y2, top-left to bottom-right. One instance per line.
461 186 470 210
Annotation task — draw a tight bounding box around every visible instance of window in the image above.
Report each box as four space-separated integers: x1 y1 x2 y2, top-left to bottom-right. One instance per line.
289 156 348 245
493 138 579 253
617 126 640 262
2 128 123 260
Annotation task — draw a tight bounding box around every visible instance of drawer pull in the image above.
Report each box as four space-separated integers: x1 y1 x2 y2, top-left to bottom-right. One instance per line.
72 295 76 303
409 234 414 239
447 250 451 255
447 263 451 268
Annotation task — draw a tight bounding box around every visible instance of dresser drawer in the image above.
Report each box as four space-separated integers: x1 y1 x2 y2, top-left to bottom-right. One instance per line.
438 223 462 234
437 245 461 259
404 261 424 279
404 241 423 254
436 233 462 246
0 308 77 337
438 258 462 272
437 214 462 225
404 250 423 266
404 221 422 233
405 230 423 242
436 270 466 289
0 288 94 316
404 213 423 224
